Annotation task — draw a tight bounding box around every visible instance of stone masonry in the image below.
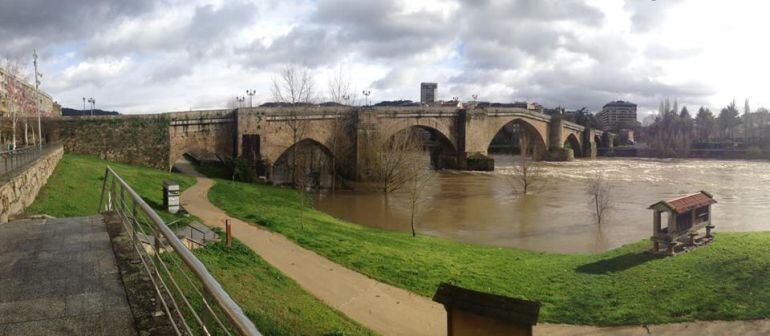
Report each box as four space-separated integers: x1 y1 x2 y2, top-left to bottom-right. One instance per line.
0 145 63 223
51 107 616 181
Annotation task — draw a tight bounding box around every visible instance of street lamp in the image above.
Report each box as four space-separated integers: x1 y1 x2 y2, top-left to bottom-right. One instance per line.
87 97 95 116
82 97 86 112
246 89 256 108
342 94 350 106
472 94 479 101
362 90 371 107
236 96 245 108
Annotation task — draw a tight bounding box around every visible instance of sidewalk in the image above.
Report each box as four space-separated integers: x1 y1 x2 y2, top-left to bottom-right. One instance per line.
0 216 136 335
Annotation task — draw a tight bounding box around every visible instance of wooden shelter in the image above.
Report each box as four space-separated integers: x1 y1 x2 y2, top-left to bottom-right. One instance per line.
648 191 716 255
433 283 540 336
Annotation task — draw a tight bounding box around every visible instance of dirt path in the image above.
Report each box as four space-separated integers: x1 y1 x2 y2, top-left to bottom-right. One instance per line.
177 168 770 335
181 177 447 335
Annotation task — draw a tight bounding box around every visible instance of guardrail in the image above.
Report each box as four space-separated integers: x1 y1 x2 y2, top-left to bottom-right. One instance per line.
99 166 260 336
0 144 57 179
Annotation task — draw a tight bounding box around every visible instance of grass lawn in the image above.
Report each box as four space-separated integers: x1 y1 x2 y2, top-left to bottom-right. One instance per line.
27 155 374 335
26 154 197 226
209 178 770 326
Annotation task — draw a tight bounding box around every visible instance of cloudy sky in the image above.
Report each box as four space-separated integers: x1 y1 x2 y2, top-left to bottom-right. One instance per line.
1 0 767 117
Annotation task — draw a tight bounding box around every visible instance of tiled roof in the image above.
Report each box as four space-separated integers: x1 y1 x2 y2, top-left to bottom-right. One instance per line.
649 191 716 214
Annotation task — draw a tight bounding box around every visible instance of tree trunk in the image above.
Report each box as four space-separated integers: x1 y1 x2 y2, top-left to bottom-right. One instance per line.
410 206 416 237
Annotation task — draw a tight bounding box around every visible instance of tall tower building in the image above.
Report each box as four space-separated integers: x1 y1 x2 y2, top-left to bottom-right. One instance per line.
420 82 437 106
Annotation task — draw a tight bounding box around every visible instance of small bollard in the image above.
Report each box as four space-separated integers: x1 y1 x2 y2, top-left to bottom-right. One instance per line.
226 219 232 248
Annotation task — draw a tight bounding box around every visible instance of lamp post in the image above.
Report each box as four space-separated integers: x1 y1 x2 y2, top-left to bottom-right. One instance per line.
88 97 95 116
246 89 256 108
236 96 245 108
82 97 86 112
362 90 371 107
342 94 350 106
472 94 479 102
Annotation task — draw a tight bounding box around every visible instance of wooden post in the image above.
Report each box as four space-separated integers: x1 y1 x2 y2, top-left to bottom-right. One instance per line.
226 219 232 248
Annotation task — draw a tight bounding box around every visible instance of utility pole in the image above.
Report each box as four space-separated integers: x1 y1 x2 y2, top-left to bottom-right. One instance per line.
33 50 43 147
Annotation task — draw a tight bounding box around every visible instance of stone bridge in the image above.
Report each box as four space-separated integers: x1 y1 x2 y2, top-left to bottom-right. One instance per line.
54 106 617 180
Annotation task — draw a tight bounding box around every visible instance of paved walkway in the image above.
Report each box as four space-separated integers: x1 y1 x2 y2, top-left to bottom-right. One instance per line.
0 216 136 336
175 160 770 336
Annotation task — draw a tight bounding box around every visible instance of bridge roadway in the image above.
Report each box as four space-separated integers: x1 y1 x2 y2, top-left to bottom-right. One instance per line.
0 216 136 335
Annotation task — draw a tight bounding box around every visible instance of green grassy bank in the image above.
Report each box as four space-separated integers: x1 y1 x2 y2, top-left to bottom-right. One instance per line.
27 155 373 335
208 178 770 326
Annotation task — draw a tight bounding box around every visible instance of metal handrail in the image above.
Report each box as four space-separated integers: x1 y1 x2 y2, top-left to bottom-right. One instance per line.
99 166 260 336
0 144 59 179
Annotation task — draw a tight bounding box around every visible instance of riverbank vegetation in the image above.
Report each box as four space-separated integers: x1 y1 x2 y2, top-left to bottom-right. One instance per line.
26 154 373 335
209 178 770 326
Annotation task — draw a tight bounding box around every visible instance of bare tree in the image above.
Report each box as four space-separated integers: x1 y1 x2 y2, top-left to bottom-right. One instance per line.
327 65 357 105
504 132 543 194
326 114 354 191
272 65 316 105
1 59 28 150
326 65 357 191
405 166 434 237
586 172 613 225
272 65 317 185
365 128 423 193
292 145 316 230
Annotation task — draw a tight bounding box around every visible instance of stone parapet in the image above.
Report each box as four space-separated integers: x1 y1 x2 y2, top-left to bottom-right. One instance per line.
0 144 63 222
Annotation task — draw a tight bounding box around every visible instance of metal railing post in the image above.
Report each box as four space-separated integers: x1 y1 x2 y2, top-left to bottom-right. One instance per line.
99 166 260 336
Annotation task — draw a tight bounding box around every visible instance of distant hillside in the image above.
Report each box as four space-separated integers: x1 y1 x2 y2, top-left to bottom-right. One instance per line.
61 107 120 116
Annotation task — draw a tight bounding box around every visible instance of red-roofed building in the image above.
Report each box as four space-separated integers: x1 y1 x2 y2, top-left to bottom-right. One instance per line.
648 191 716 255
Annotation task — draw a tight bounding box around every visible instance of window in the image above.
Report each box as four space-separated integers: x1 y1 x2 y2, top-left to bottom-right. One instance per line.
696 206 709 222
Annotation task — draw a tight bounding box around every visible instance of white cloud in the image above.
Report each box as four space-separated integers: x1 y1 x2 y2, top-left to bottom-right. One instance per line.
2 0 769 115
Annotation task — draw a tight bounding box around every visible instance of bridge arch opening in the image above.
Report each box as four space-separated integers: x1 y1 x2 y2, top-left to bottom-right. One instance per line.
564 133 583 157
272 138 335 188
487 119 547 161
594 135 604 149
172 148 232 178
384 126 458 170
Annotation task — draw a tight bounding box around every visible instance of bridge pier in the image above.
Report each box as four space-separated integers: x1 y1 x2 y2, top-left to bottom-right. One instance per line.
544 116 574 161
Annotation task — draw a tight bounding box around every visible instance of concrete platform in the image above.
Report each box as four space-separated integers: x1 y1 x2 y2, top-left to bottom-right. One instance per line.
0 216 137 336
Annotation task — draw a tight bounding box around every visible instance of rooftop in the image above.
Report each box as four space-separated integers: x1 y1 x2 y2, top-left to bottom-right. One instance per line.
603 101 637 108
432 283 540 325
649 191 717 214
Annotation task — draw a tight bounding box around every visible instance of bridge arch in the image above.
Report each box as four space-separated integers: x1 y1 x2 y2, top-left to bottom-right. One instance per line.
272 138 336 187
563 133 583 157
169 129 235 170
485 118 548 160
381 124 459 169
594 134 604 148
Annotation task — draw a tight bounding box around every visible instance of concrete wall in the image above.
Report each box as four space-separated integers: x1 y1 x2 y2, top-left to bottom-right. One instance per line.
0 145 63 222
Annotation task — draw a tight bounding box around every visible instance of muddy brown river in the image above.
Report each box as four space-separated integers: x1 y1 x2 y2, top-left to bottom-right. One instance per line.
314 156 770 254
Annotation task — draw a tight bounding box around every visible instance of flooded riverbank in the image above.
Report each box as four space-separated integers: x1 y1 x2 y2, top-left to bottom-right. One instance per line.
315 156 770 254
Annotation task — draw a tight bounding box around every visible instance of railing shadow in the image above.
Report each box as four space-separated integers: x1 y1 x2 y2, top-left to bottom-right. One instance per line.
576 252 663 274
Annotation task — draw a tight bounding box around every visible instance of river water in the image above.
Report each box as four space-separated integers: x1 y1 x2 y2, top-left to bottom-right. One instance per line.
314 156 770 254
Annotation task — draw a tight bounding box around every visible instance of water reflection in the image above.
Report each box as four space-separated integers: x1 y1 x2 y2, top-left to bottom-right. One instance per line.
314 156 770 254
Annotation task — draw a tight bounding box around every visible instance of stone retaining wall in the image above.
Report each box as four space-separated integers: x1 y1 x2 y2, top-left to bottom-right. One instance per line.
0 145 63 222
48 115 171 170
